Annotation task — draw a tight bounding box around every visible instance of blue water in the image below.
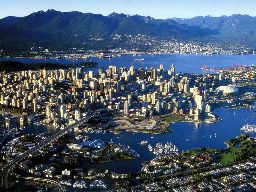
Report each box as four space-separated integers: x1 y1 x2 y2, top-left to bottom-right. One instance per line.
1 54 256 173
1 54 256 74
82 107 256 173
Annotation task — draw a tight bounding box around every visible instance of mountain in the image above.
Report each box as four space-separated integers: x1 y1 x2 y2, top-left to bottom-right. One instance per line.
2 9 187 37
1 10 256 56
174 14 256 40
0 16 22 29
6 10 118 36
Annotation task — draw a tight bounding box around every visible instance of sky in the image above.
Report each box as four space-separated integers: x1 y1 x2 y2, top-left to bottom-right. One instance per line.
1 0 256 19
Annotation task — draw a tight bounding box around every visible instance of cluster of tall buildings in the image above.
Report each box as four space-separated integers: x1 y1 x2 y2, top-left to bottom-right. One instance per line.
0 62 223 128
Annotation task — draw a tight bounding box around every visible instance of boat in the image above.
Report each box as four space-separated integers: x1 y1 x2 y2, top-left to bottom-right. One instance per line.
102 55 111 58
240 124 256 133
140 140 148 145
149 142 178 155
134 58 144 61
148 144 153 151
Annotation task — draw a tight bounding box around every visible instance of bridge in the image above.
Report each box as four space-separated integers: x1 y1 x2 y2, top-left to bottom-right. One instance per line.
0 109 104 190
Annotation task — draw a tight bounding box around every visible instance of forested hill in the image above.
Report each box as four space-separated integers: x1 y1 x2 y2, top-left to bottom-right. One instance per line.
1 9 188 38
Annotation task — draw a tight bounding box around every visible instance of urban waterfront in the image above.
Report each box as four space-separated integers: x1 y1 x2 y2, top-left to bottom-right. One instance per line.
2 106 256 174
1 54 256 174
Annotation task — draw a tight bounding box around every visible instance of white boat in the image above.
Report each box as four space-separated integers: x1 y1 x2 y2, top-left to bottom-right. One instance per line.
240 124 256 133
140 140 148 145
148 144 153 151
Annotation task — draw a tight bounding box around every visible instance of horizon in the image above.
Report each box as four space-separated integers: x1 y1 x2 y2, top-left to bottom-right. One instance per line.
1 0 256 20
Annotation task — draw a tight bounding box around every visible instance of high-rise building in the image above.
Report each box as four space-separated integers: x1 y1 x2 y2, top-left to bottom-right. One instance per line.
33 97 37 113
152 92 156 105
156 100 161 114
171 64 175 74
152 68 158 80
128 95 132 106
161 101 167 113
109 65 117 74
129 66 135 76
59 93 65 104
124 101 129 116
138 68 145 80
109 88 113 99
42 68 47 79
46 104 52 118
89 71 94 79
75 110 81 120
76 68 82 79
60 104 66 118
22 97 28 109
204 90 208 102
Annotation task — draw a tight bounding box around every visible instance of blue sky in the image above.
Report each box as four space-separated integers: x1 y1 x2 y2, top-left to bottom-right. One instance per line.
1 0 256 19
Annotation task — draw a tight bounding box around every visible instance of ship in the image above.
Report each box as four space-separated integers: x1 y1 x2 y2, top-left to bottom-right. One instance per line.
134 58 144 61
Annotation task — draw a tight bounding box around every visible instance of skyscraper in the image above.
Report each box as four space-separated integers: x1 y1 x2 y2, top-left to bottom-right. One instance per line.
171 64 175 74
124 101 129 116
60 104 66 118
33 97 37 113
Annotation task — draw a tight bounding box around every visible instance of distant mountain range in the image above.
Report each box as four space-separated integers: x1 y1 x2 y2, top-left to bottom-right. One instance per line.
1 10 256 55
0 9 188 37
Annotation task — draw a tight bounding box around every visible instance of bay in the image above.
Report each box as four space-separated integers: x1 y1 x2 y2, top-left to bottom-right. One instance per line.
1 54 256 74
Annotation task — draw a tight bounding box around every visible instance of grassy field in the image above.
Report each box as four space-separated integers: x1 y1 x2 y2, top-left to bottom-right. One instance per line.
162 114 183 122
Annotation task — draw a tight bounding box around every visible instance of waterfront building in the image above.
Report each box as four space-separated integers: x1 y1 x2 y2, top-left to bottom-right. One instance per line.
205 104 211 113
89 71 94 79
171 64 175 74
160 64 164 70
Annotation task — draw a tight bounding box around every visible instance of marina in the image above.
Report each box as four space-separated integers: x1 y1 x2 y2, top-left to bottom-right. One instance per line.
149 142 178 156
240 124 256 133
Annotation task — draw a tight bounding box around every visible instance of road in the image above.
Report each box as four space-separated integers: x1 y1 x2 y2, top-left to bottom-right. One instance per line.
0 110 103 189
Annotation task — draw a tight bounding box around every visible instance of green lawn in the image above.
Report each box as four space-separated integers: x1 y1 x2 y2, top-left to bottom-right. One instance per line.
216 147 239 165
162 114 183 122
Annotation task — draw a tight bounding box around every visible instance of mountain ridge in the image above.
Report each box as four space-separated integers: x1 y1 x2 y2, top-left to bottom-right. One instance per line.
1 10 256 55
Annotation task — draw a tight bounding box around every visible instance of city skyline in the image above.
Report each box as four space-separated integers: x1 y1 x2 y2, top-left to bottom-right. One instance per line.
1 0 256 19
